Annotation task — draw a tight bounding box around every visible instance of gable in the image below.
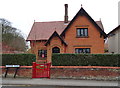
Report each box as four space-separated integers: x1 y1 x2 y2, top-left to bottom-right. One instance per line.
60 7 107 38
45 31 67 46
107 25 120 36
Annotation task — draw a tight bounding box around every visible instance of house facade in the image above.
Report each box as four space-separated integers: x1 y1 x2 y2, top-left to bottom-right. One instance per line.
27 4 107 63
107 25 120 54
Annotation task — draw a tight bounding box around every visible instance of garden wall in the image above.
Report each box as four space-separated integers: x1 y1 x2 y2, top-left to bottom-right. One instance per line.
1 66 32 78
50 66 120 80
1 66 120 81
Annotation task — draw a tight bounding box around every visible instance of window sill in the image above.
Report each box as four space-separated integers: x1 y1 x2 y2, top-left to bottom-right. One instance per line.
76 36 89 38
38 57 47 59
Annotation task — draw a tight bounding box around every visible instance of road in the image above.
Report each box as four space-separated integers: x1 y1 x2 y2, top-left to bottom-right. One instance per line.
2 85 120 88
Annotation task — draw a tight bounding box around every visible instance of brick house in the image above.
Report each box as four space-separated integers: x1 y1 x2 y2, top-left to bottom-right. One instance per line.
27 4 107 63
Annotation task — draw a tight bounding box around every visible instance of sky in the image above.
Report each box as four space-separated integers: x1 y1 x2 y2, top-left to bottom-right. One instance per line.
0 0 119 39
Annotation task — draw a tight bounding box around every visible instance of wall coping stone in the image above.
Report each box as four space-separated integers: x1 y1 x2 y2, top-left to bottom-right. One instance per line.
0 66 120 69
0 66 32 69
51 66 120 69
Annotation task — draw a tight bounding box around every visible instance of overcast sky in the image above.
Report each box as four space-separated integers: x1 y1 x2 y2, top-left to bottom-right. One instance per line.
0 0 119 39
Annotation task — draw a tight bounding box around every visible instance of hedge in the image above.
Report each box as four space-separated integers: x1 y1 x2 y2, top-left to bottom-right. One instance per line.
1 54 36 66
52 54 120 67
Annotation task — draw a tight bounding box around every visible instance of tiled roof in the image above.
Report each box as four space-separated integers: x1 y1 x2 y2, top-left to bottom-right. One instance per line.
27 21 68 41
27 21 104 41
96 21 104 31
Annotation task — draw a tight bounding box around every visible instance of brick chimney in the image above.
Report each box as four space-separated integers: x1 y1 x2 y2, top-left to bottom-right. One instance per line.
64 4 68 23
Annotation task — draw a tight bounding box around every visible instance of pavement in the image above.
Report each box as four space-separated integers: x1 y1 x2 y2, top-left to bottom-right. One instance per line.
1 78 120 87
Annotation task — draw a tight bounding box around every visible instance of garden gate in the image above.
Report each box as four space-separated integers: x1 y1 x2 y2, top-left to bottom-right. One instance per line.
32 62 51 78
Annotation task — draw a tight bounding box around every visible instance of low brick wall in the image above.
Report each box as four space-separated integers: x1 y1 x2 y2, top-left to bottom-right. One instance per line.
50 66 120 80
1 66 32 78
1 66 120 80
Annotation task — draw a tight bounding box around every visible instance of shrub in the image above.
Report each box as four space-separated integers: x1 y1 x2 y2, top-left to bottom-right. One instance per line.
1 54 36 66
52 54 120 67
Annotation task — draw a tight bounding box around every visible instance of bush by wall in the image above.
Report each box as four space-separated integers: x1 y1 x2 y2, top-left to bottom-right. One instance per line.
1 54 36 66
52 54 120 67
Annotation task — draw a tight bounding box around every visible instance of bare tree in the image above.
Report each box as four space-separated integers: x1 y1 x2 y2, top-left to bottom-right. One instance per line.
0 18 27 52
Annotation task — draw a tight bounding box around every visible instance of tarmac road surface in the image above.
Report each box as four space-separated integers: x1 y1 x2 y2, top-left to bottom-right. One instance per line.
1 85 120 88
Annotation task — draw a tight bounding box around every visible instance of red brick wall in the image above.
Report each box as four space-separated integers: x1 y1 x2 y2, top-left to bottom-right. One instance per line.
51 67 119 80
1 66 32 78
64 15 104 54
30 40 47 60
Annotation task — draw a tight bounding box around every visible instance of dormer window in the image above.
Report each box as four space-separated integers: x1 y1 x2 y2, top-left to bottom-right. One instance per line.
76 28 88 37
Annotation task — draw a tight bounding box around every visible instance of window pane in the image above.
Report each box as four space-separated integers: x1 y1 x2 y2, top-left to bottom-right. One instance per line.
86 48 90 53
42 50 44 54
44 50 47 57
84 29 88 36
83 49 86 53
77 29 80 36
79 49 83 53
75 49 78 53
80 29 84 36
